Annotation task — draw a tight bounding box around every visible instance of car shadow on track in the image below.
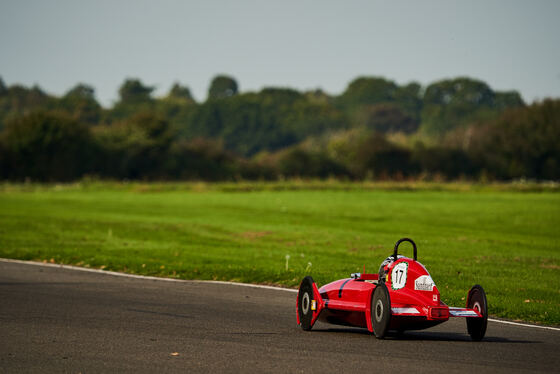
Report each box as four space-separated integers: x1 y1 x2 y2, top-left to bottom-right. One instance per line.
391 331 536 344
311 328 536 344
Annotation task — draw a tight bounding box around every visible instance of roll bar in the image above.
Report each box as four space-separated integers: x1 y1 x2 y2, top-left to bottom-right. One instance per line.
393 238 417 261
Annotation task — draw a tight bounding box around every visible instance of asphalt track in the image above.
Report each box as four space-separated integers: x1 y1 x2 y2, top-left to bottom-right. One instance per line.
1 260 559 373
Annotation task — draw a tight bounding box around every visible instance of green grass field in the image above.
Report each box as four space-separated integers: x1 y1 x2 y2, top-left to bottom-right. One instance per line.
1 181 558 325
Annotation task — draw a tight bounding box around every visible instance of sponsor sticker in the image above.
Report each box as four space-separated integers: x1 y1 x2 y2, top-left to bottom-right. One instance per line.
414 275 435 291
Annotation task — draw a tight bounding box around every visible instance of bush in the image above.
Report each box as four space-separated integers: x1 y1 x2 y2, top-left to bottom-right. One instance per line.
165 138 239 181
0 110 95 181
275 147 350 179
467 99 560 180
92 112 173 179
353 133 417 179
412 144 473 179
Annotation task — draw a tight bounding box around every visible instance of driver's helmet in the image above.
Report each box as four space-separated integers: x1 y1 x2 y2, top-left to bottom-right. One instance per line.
379 254 404 281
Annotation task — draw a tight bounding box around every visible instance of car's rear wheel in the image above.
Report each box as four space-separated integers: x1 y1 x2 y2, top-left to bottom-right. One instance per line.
466 284 488 341
298 276 315 331
371 283 391 339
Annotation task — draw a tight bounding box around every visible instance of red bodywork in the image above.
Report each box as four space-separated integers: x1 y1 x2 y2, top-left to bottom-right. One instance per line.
297 257 482 333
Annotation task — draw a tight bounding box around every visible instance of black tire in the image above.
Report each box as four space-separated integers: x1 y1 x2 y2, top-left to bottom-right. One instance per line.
371 283 391 339
466 284 488 341
298 276 315 331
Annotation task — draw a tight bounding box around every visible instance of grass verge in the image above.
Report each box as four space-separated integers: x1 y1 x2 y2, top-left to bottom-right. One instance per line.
0 181 558 325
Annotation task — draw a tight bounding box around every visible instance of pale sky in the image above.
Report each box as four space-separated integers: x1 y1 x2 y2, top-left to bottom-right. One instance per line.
1 0 559 106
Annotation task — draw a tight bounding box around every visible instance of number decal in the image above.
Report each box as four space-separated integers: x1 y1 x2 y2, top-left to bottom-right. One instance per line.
391 262 408 290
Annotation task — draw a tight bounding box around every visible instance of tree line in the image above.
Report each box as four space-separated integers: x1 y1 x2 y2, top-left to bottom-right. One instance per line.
0 74 558 182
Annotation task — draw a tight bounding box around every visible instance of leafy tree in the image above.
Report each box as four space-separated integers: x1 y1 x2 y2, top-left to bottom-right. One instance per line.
421 77 524 135
0 74 553 182
186 100 224 139
304 89 333 105
118 78 154 103
208 75 238 99
108 78 155 122
290 100 347 138
0 76 6 96
168 82 194 101
362 103 419 133
156 84 196 133
59 83 102 124
0 84 55 131
337 77 423 129
187 92 291 156
494 91 524 110
93 112 173 179
219 92 298 155
467 99 560 180
66 83 96 100
394 82 423 121
0 110 95 181
0 139 8 179
186 88 346 157
2 84 51 113
338 77 398 109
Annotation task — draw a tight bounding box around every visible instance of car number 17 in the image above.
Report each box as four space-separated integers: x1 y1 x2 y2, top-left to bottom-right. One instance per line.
391 262 408 290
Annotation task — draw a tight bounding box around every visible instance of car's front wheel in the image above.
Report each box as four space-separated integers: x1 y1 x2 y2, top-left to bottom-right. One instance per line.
298 276 315 331
371 283 391 338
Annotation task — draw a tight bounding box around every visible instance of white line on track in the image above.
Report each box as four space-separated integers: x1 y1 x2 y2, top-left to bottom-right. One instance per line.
487 318 560 331
2 258 559 331
0 258 298 293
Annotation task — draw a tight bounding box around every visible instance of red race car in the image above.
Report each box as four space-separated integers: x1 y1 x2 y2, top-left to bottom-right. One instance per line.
297 238 488 340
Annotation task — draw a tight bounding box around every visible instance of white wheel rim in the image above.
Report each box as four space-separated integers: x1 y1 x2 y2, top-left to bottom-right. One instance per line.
375 299 384 322
302 293 310 314
473 301 481 313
